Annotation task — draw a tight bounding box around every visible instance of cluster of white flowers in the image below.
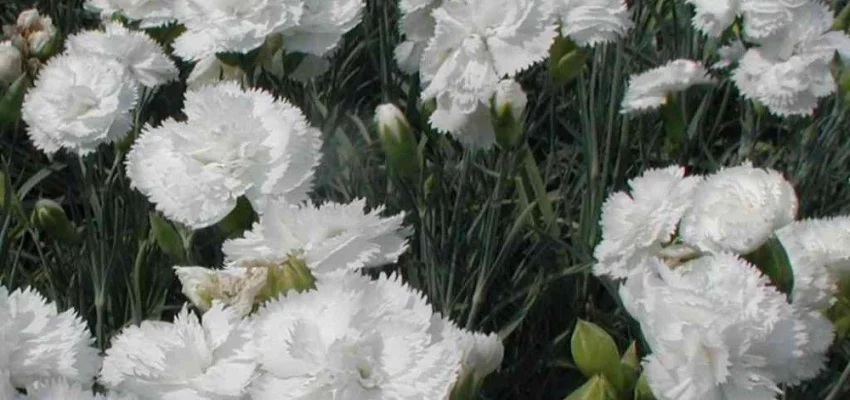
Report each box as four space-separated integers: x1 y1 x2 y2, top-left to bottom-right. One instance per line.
21 18 176 156
396 0 634 148
595 162 850 399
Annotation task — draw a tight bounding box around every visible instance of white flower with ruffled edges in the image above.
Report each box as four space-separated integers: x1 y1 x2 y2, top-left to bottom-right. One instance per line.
278 0 365 57
85 0 176 28
22 53 137 155
394 0 442 73
65 22 178 88
553 0 633 46
249 273 461 400
126 82 322 228
621 59 714 113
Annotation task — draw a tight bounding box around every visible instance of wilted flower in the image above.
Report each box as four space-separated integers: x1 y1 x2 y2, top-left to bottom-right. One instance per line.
65 22 178 88
0 41 23 87
85 0 176 28
621 59 714 113
394 0 442 73
277 0 365 57
249 273 461 400
186 54 248 90
223 198 410 277
100 303 256 399
126 82 322 228
620 254 823 400
552 0 633 46
777 216 850 309
172 0 303 60
0 286 100 392
21 53 138 155
420 0 556 148
3 8 58 58
593 166 701 279
732 1 850 117
174 266 268 317
679 162 797 254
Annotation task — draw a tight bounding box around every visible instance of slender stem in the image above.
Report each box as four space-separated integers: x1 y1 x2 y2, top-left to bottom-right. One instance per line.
826 358 850 400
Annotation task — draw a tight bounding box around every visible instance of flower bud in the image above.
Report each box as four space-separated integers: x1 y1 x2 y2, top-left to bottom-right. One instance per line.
149 212 186 261
12 9 57 59
571 319 620 380
32 199 79 243
549 35 589 84
16 9 40 30
491 79 527 149
564 375 618 400
376 104 419 179
0 42 23 87
0 73 28 125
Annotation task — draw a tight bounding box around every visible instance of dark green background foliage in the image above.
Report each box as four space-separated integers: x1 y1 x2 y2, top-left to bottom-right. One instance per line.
3 0 850 398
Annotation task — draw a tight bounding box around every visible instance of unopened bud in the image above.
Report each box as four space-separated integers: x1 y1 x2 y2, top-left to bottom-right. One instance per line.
32 199 79 243
376 103 419 179
564 375 618 400
549 35 589 84
0 42 23 87
571 319 620 380
17 9 40 30
12 9 57 59
491 79 527 149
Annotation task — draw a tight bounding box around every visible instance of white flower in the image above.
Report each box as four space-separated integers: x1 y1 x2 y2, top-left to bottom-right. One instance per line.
620 254 809 400
278 0 365 57
679 162 797 254
186 55 248 90
19 378 137 400
553 0 633 46
21 53 138 155
0 286 100 391
593 166 701 279
732 1 850 117
172 0 303 60
430 316 503 383
0 41 23 86
84 0 176 28
394 0 442 73
777 216 850 309
174 266 268 317
65 22 178 88
126 82 322 228
420 0 556 146
621 59 714 113
223 198 410 277
99 303 256 399
683 0 809 39
249 273 461 400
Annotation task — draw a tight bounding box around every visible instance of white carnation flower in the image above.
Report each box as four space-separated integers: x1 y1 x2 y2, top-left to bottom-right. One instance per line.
0 286 100 391
777 216 850 309
429 315 503 383
394 0 442 73
278 0 365 57
21 378 136 400
100 303 255 399
65 22 178 88
553 0 633 46
249 273 461 400
679 162 797 254
620 254 811 400
85 0 176 28
174 266 268 317
420 0 556 147
21 53 138 155
683 0 808 39
186 55 248 90
593 166 701 279
126 82 322 228
732 1 850 117
173 0 303 60
223 198 410 277
749 308 834 386
621 59 714 113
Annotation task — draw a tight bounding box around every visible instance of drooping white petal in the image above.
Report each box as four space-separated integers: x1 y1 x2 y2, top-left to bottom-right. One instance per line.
85 0 177 28
621 59 714 113
278 0 365 57
554 0 633 46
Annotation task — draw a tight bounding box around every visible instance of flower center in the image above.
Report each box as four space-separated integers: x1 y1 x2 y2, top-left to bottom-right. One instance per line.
62 85 99 119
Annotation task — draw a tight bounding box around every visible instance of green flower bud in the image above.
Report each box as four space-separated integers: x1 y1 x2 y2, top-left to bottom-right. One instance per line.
32 199 78 243
564 375 618 400
571 319 621 380
549 35 589 84
149 212 186 261
491 79 527 149
376 104 420 179
0 73 29 125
